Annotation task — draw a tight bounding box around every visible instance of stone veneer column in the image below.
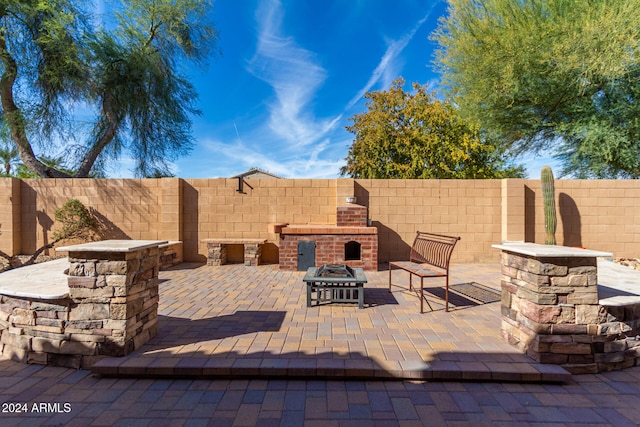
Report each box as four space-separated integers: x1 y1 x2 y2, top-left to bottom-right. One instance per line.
243 243 262 266
206 243 227 266
493 243 612 369
57 240 167 360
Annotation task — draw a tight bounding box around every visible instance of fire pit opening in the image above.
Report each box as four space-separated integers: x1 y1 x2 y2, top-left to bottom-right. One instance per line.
344 241 361 261
315 264 355 278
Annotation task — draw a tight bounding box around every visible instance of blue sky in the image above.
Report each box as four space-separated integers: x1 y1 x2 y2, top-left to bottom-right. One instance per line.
109 0 555 179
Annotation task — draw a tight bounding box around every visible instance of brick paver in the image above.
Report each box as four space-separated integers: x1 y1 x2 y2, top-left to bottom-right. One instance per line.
1 359 640 425
93 262 568 382
4 262 640 425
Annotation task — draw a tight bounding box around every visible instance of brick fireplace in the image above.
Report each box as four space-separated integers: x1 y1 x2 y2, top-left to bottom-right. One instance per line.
277 204 378 271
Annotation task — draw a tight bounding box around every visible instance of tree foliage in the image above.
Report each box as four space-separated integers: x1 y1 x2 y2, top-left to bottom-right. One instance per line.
0 126 18 176
52 198 99 242
433 0 640 178
341 78 525 179
0 0 218 178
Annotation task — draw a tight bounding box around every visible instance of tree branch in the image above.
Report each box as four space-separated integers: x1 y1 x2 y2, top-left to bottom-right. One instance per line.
0 20 71 178
75 91 120 177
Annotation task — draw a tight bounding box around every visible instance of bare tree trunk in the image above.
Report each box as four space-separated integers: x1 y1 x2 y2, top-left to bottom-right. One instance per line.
76 92 120 177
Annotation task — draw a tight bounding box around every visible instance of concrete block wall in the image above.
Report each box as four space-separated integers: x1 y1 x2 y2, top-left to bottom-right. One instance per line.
182 178 337 263
0 178 20 256
524 180 640 256
357 179 503 263
17 179 163 255
1 177 640 266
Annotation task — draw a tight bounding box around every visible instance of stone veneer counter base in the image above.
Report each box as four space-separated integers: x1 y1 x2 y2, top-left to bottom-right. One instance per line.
0 240 166 369
493 242 640 374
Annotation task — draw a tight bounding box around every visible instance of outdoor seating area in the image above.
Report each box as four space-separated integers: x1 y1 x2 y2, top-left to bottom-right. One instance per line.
2 177 640 381
389 231 461 313
5 240 640 379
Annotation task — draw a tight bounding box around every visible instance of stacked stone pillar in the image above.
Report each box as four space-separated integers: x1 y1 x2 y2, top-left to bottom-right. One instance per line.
494 243 618 373
243 243 262 266
207 242 227 266
56 240 166 367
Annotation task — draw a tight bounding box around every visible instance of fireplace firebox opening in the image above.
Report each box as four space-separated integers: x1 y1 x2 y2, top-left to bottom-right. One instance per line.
345 241 361 261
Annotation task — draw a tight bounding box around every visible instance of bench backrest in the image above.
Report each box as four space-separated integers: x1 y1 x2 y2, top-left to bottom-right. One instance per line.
409 231 461 271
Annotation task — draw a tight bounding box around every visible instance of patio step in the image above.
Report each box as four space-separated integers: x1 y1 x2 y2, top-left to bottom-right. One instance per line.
91 356 571 383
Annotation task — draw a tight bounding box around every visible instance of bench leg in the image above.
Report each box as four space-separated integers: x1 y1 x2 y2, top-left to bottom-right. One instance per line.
307 283 312 307
445 275 449 312
420 276 424 314
358 284 364 309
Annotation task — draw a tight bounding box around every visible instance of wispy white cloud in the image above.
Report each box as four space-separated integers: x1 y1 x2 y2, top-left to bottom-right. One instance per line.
345 6 438 111
247 0 340 148
200 136 342 178
202 138 289 177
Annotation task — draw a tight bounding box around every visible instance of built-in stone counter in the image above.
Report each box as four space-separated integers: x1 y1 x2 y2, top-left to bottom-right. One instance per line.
493 242 640 373
0 240 166 368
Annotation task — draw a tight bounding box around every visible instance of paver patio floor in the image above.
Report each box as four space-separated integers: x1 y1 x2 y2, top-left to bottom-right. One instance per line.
93 263 569 382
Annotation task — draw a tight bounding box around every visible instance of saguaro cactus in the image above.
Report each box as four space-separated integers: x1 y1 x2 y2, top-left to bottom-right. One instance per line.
541 166 557 245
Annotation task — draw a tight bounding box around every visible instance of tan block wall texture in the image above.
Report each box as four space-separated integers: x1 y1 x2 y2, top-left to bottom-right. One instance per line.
14 179 162 255
357 179 503 263
182 178 337 263
523 180 640 258
1 177 640 265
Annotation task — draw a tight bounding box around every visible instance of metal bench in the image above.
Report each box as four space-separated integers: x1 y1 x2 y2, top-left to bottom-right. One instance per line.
389 231 460 313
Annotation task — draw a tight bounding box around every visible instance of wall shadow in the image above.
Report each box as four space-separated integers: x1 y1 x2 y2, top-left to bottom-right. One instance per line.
373 222 412 268
91 209 130 240
559 192 582 247
353 181 370 208
35 211 53 255
182 182 205 263
149 311 286 349
261 242 279 265
524 185 536 242
19 183 38 254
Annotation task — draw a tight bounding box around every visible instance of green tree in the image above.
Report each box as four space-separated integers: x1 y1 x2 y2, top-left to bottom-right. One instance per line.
0 142 18 177
340 78 525 179
0 0 218 178
433 0 640 178
0 122 19 176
